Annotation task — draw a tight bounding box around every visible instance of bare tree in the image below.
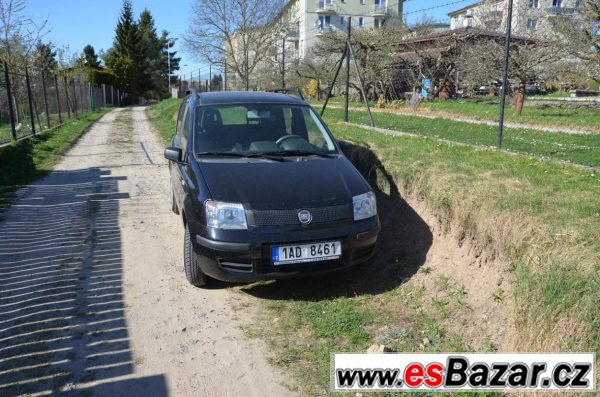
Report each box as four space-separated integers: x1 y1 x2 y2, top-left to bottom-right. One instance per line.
183 0 286 91
0 0 48 69
549 0 600 83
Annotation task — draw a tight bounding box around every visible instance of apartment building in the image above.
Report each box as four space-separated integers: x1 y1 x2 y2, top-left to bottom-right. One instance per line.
448 0 585 36
275 0 405 60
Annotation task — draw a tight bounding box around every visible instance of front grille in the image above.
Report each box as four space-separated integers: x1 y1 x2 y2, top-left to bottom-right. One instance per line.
248 204 352 226
218 259 253 273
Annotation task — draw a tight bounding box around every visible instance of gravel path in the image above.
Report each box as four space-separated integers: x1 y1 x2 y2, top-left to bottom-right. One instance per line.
0 107 292 397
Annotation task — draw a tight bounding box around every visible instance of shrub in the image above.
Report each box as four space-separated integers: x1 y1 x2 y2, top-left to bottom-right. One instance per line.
88 69 118 87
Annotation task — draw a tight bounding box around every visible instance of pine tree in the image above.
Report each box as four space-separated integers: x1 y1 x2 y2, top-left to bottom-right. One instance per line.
32 42 57 77
159 30 181 96
82 44 101 68
139 9 162 98
105 0 146 96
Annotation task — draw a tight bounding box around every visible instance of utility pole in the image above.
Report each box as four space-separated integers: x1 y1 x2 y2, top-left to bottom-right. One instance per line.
209 64 212 91
497 0 514 149
282 36 286 88
344 17 352 123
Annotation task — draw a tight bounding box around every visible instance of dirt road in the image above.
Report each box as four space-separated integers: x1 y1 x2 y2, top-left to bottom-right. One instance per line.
0 107 292 396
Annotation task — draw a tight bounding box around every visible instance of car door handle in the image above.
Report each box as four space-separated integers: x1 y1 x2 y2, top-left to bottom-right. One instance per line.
180 179 186 187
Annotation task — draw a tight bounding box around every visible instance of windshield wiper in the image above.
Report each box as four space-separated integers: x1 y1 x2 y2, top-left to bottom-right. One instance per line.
195 151 288 162
259 150 337 159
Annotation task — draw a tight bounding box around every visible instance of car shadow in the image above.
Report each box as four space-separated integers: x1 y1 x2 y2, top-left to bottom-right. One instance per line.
241 141 433 301
0 168 167 396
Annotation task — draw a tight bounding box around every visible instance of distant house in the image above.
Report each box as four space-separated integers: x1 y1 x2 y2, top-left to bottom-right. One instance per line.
271 0 405 60
447 0 585 36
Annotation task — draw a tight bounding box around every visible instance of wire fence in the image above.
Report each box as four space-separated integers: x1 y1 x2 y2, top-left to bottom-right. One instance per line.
0 62 121 146
178 68 222 98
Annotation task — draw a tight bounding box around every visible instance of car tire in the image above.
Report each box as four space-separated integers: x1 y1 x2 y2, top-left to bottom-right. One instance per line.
170 179 179 215
184 223 208 287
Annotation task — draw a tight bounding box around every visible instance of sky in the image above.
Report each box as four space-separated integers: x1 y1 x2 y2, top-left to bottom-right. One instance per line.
25 0 473 80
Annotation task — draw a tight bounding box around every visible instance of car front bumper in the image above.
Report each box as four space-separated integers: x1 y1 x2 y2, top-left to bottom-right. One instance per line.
190 217 380 283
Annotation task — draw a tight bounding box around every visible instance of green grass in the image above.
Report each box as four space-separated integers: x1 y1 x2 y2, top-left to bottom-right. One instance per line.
318 106 600 168
546 91 572 98
0 109 111 207
147 99 599 395
146 98 179 145
313 97 600 131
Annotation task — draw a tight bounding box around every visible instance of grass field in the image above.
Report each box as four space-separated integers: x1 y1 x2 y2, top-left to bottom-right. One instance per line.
0 108 111 208
314 97 600 131
146 99 599 395
318 106 600 168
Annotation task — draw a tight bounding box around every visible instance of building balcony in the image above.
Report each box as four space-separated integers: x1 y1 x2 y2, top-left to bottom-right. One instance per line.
316 0 337 15
315 24 335 36
371 5 389 17
546 6 575 15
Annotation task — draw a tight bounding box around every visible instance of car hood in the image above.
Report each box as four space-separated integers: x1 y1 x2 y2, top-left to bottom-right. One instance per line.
198 157 369 209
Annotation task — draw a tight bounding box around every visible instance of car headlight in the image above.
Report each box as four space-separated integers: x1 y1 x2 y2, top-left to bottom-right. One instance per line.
353 191 377 221
205 200 247 230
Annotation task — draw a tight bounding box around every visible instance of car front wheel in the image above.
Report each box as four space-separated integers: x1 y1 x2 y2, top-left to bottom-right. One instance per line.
184 223 208 287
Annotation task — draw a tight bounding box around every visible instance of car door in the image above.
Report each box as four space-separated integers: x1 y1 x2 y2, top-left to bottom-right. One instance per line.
172 102 189 210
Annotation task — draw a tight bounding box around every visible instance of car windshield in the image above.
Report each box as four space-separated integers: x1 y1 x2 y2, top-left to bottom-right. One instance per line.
193 104 337 156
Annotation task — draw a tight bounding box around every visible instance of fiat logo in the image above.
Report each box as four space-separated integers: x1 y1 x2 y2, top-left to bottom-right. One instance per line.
298 209 312 225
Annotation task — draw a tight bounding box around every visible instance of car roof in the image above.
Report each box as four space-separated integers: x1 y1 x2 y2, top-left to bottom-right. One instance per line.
192 91 307 106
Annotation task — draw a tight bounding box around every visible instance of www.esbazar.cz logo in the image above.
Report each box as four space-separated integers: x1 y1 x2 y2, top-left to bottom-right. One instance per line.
332 353 596 391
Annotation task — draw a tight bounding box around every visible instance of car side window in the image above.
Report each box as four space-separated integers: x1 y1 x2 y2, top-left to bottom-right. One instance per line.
175 103 186 146
180 104 190 156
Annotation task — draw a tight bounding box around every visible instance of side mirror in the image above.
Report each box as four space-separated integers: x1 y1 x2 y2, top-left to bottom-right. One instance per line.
164 147 183 163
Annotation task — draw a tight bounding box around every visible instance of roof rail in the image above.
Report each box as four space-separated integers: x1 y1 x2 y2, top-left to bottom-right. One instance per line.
268 88 305 100
185 87 198 97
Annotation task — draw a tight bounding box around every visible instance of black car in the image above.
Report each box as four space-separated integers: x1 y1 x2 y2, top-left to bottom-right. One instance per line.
164 91 380 287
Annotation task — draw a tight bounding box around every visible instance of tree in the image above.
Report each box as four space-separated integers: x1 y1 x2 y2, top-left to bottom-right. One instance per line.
183 0 286 91
210 74 222 91
105 0 146 96
0 0 48 69
32 41 57 75
159 30 181 90
137 10 181 99
549 0 600 83
82 44 101 68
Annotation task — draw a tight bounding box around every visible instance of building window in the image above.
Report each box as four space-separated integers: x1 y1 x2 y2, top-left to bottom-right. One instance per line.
374 19 380 28
340 16 345 26
527 17 537 29
552 0 562 7
359 17 364 27
360 0 365 4
575 0 582 7
528 0 539 8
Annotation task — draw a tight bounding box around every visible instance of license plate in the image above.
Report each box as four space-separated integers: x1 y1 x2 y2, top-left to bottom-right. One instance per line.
272 241 342 265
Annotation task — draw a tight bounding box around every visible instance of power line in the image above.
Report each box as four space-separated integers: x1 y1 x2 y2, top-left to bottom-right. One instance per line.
403 0 472 15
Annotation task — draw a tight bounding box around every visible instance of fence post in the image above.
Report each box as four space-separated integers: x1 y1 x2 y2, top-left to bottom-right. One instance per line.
25 68 36 135
54 74 62 124
3 62 17 140
41 72 50 128
63 75 71 119
102 83 106 107
89 81 95 111
78 77 85 113
72 78 79 118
